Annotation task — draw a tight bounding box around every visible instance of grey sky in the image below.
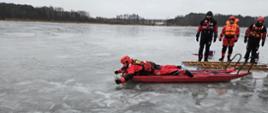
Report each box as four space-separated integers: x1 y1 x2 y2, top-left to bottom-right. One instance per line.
0 0 267 19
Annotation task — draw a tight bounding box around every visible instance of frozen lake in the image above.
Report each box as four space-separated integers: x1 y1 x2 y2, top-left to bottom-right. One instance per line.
0 21 268 113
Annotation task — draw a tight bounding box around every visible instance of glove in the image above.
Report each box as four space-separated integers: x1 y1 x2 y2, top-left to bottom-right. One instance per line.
114 70 120 74
115 77 126 84
234 38 238 42
213 32 217 42
244 36 248 43
115 79 121 84
196 32 200 42
219 34 223 41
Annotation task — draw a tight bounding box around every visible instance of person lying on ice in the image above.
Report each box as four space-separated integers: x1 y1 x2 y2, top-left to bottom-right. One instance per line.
114 55 193 84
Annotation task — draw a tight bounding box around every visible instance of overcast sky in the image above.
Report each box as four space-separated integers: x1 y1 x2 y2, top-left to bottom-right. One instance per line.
0 0 267 19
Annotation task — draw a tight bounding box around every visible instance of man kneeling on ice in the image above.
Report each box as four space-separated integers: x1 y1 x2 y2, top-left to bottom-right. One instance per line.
114 55 193 84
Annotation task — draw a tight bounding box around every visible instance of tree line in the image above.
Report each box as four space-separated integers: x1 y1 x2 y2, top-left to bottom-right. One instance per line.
0 2 94 22
166 13 267 27
0 2 267 27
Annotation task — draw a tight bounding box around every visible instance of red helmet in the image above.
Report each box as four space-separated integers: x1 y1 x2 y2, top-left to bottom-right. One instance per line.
257 16 265 23
120 55 132 64
228 16 236 20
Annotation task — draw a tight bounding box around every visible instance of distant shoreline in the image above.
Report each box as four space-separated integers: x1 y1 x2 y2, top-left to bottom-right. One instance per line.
0 2 266 27
0 19 174 27
0 19 250 28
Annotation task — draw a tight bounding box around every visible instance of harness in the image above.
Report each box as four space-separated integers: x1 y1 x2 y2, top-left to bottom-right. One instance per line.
201 19 214 32
132 59 160 73
249 24 264 38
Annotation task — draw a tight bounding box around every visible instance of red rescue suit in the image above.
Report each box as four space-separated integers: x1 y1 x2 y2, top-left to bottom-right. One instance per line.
244 24 267 63
115 59 155 75
219 18 240 61
154 65 185 75
115 59 191 84
220 21 240 47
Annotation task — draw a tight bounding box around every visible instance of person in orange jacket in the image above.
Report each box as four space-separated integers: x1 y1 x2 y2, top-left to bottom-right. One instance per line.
114 56 193 84
219 16 240 61
244 16 267 63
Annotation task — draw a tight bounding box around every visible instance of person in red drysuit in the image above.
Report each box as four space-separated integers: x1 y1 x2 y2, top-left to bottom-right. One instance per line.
114 56 193 84
219 16 240 61
244 16 267 63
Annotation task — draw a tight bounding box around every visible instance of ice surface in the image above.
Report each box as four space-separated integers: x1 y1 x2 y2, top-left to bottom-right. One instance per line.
0 21 267 113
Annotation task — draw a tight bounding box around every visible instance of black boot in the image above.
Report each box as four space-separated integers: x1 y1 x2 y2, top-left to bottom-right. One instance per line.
185 70 194 77
198 56 202 62
227 56 231 62
250 58 256 64
244 58 248 63
204 57 208 62
219 57 224 62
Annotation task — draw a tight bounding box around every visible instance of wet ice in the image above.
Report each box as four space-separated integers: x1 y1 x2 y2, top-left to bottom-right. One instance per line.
0 21 267 113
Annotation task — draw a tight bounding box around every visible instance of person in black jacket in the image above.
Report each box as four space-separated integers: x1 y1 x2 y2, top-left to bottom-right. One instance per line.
244 16 267 63
196 11 218 61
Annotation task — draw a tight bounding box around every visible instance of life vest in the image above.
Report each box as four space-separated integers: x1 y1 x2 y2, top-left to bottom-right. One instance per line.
249 24 264 38
119 59 152 75
132 59 153 72
224 20 238 36
201 19 215 31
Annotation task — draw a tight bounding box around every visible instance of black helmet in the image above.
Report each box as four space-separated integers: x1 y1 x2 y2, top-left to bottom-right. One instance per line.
206 11 213 17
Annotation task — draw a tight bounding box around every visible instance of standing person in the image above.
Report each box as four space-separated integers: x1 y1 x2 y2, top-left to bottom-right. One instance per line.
244 16 267 63
219 16 240 61
196 11 218 62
